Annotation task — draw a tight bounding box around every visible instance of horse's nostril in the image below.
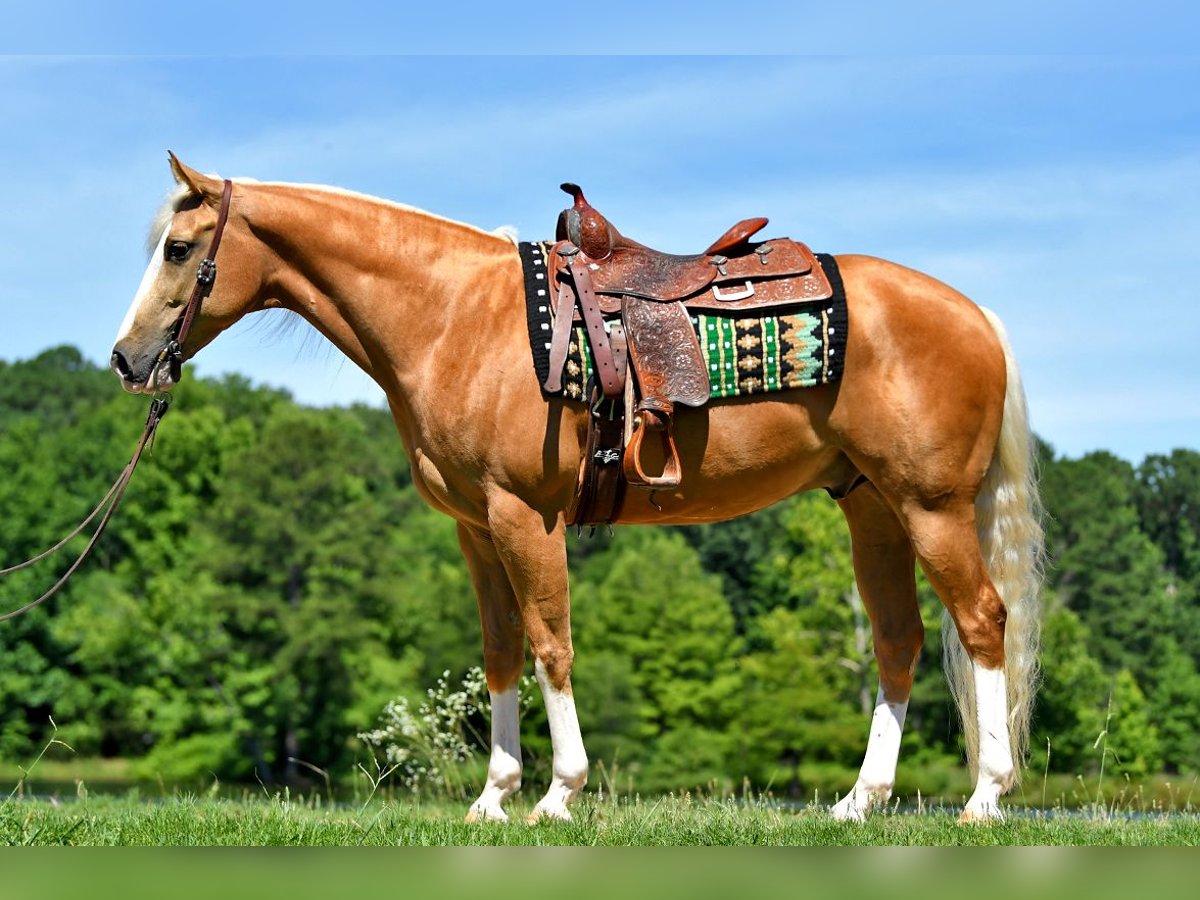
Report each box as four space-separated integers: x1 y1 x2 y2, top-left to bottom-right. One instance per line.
110 349 132 379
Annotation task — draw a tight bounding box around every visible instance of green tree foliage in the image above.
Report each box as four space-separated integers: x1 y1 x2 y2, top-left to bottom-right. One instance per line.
733 606 864 792
188 406 417 780
676 501 790 632
757 494 874 710
1031 603 1110 773
0 346 113 431
1143 640 1200 773
1102 669 1163 779
1040 451 1174 681
0 352 453 781
1134 450 1200 673
571 529 742 792
1038 445 1200 777
1 349 1198 794
1136 450 1200 585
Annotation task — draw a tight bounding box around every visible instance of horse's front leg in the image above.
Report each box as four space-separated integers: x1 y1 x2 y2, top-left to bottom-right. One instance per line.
486 493 588 823
458 522 526 823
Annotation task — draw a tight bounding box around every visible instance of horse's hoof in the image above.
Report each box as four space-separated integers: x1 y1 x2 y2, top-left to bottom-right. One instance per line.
830 796 868 823
465 804 509 824
525 803 572 824
957 805 1004 825
832 782 892 823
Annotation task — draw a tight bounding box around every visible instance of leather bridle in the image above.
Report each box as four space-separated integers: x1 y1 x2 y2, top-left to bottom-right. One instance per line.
0 179 234 621
155 178 234 380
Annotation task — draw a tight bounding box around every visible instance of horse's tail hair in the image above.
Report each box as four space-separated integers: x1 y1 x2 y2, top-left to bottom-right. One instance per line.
942 307 1045 782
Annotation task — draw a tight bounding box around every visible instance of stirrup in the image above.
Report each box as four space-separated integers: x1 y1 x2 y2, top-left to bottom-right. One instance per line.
623 411 682 489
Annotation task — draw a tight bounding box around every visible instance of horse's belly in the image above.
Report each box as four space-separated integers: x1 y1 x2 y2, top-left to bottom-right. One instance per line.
615 395 845 525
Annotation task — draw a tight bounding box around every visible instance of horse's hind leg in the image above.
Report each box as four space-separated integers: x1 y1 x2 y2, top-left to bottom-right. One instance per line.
458 522 526 823
831 485 924 822
900 501 1015 822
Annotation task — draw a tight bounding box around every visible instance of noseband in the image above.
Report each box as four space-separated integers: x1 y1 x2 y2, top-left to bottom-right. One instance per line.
156 178 234 375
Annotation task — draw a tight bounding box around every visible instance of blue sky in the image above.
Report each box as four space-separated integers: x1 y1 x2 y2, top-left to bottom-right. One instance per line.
1 44 1197 461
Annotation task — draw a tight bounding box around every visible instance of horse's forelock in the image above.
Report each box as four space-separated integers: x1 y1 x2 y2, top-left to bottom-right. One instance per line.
145 182 195 256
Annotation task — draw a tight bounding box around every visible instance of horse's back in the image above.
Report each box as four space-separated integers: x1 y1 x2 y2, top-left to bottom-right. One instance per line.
480 249 1007 525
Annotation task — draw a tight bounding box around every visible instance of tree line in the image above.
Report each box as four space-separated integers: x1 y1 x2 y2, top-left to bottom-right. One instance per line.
1 346 1197 794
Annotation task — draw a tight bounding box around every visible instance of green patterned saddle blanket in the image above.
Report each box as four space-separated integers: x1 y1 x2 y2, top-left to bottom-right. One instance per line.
520 243 847 402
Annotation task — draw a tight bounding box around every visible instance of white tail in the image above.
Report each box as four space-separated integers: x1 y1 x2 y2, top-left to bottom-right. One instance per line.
941 307 1045 780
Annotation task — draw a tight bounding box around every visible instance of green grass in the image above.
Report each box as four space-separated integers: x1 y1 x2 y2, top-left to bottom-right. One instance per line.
2 792 1197 846
9 752 1196 813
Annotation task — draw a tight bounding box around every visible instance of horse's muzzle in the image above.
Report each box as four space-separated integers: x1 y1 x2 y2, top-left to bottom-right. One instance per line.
110 343 176 394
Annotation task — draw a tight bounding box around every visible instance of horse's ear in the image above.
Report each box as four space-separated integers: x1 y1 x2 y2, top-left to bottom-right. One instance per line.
167 151 221 204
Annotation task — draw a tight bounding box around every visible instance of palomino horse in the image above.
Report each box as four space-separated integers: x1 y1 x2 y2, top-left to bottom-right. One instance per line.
111 156 1043 823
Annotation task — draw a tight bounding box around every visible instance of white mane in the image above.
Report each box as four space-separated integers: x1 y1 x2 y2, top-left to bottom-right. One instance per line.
146 177 518 256
237 179 515 244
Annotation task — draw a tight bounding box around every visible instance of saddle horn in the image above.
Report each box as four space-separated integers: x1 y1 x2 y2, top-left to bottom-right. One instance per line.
557 182 616 260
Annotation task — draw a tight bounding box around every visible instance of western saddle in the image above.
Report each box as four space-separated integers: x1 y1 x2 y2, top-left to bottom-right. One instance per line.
545 183 832 526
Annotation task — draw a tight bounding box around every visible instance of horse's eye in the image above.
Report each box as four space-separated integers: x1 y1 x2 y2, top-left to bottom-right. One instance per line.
166 241 192 263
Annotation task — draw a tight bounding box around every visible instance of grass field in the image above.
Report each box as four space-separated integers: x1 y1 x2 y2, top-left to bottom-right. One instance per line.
2 792 1198 846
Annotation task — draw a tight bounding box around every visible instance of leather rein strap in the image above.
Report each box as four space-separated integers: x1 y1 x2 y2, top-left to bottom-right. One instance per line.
0 180 234 622
0 398 171 622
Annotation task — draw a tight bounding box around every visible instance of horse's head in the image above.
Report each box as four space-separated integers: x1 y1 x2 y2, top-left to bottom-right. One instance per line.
111 154 266 394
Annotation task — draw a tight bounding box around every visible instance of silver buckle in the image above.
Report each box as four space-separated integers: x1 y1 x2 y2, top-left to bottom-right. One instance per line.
712 281 755 302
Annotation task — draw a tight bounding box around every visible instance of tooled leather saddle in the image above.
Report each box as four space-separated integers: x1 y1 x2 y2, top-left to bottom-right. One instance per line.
544 183 833 526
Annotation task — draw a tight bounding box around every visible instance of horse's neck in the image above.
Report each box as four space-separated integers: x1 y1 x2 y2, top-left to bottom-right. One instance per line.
252 183 523 398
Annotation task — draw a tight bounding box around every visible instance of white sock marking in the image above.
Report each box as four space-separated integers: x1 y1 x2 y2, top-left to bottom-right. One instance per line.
466 687 522 823
530 658 587 821
963 662 1015 821
832 688 908 822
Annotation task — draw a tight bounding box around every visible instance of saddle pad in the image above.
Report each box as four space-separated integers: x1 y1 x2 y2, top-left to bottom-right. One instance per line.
520 242 847 402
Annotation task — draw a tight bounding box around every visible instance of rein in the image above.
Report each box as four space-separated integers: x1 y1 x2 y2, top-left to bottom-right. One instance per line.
0 179 233 622
0 398 170 621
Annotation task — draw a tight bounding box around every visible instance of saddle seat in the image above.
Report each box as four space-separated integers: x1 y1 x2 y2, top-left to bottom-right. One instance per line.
545 184 833 524
556 183 771 302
